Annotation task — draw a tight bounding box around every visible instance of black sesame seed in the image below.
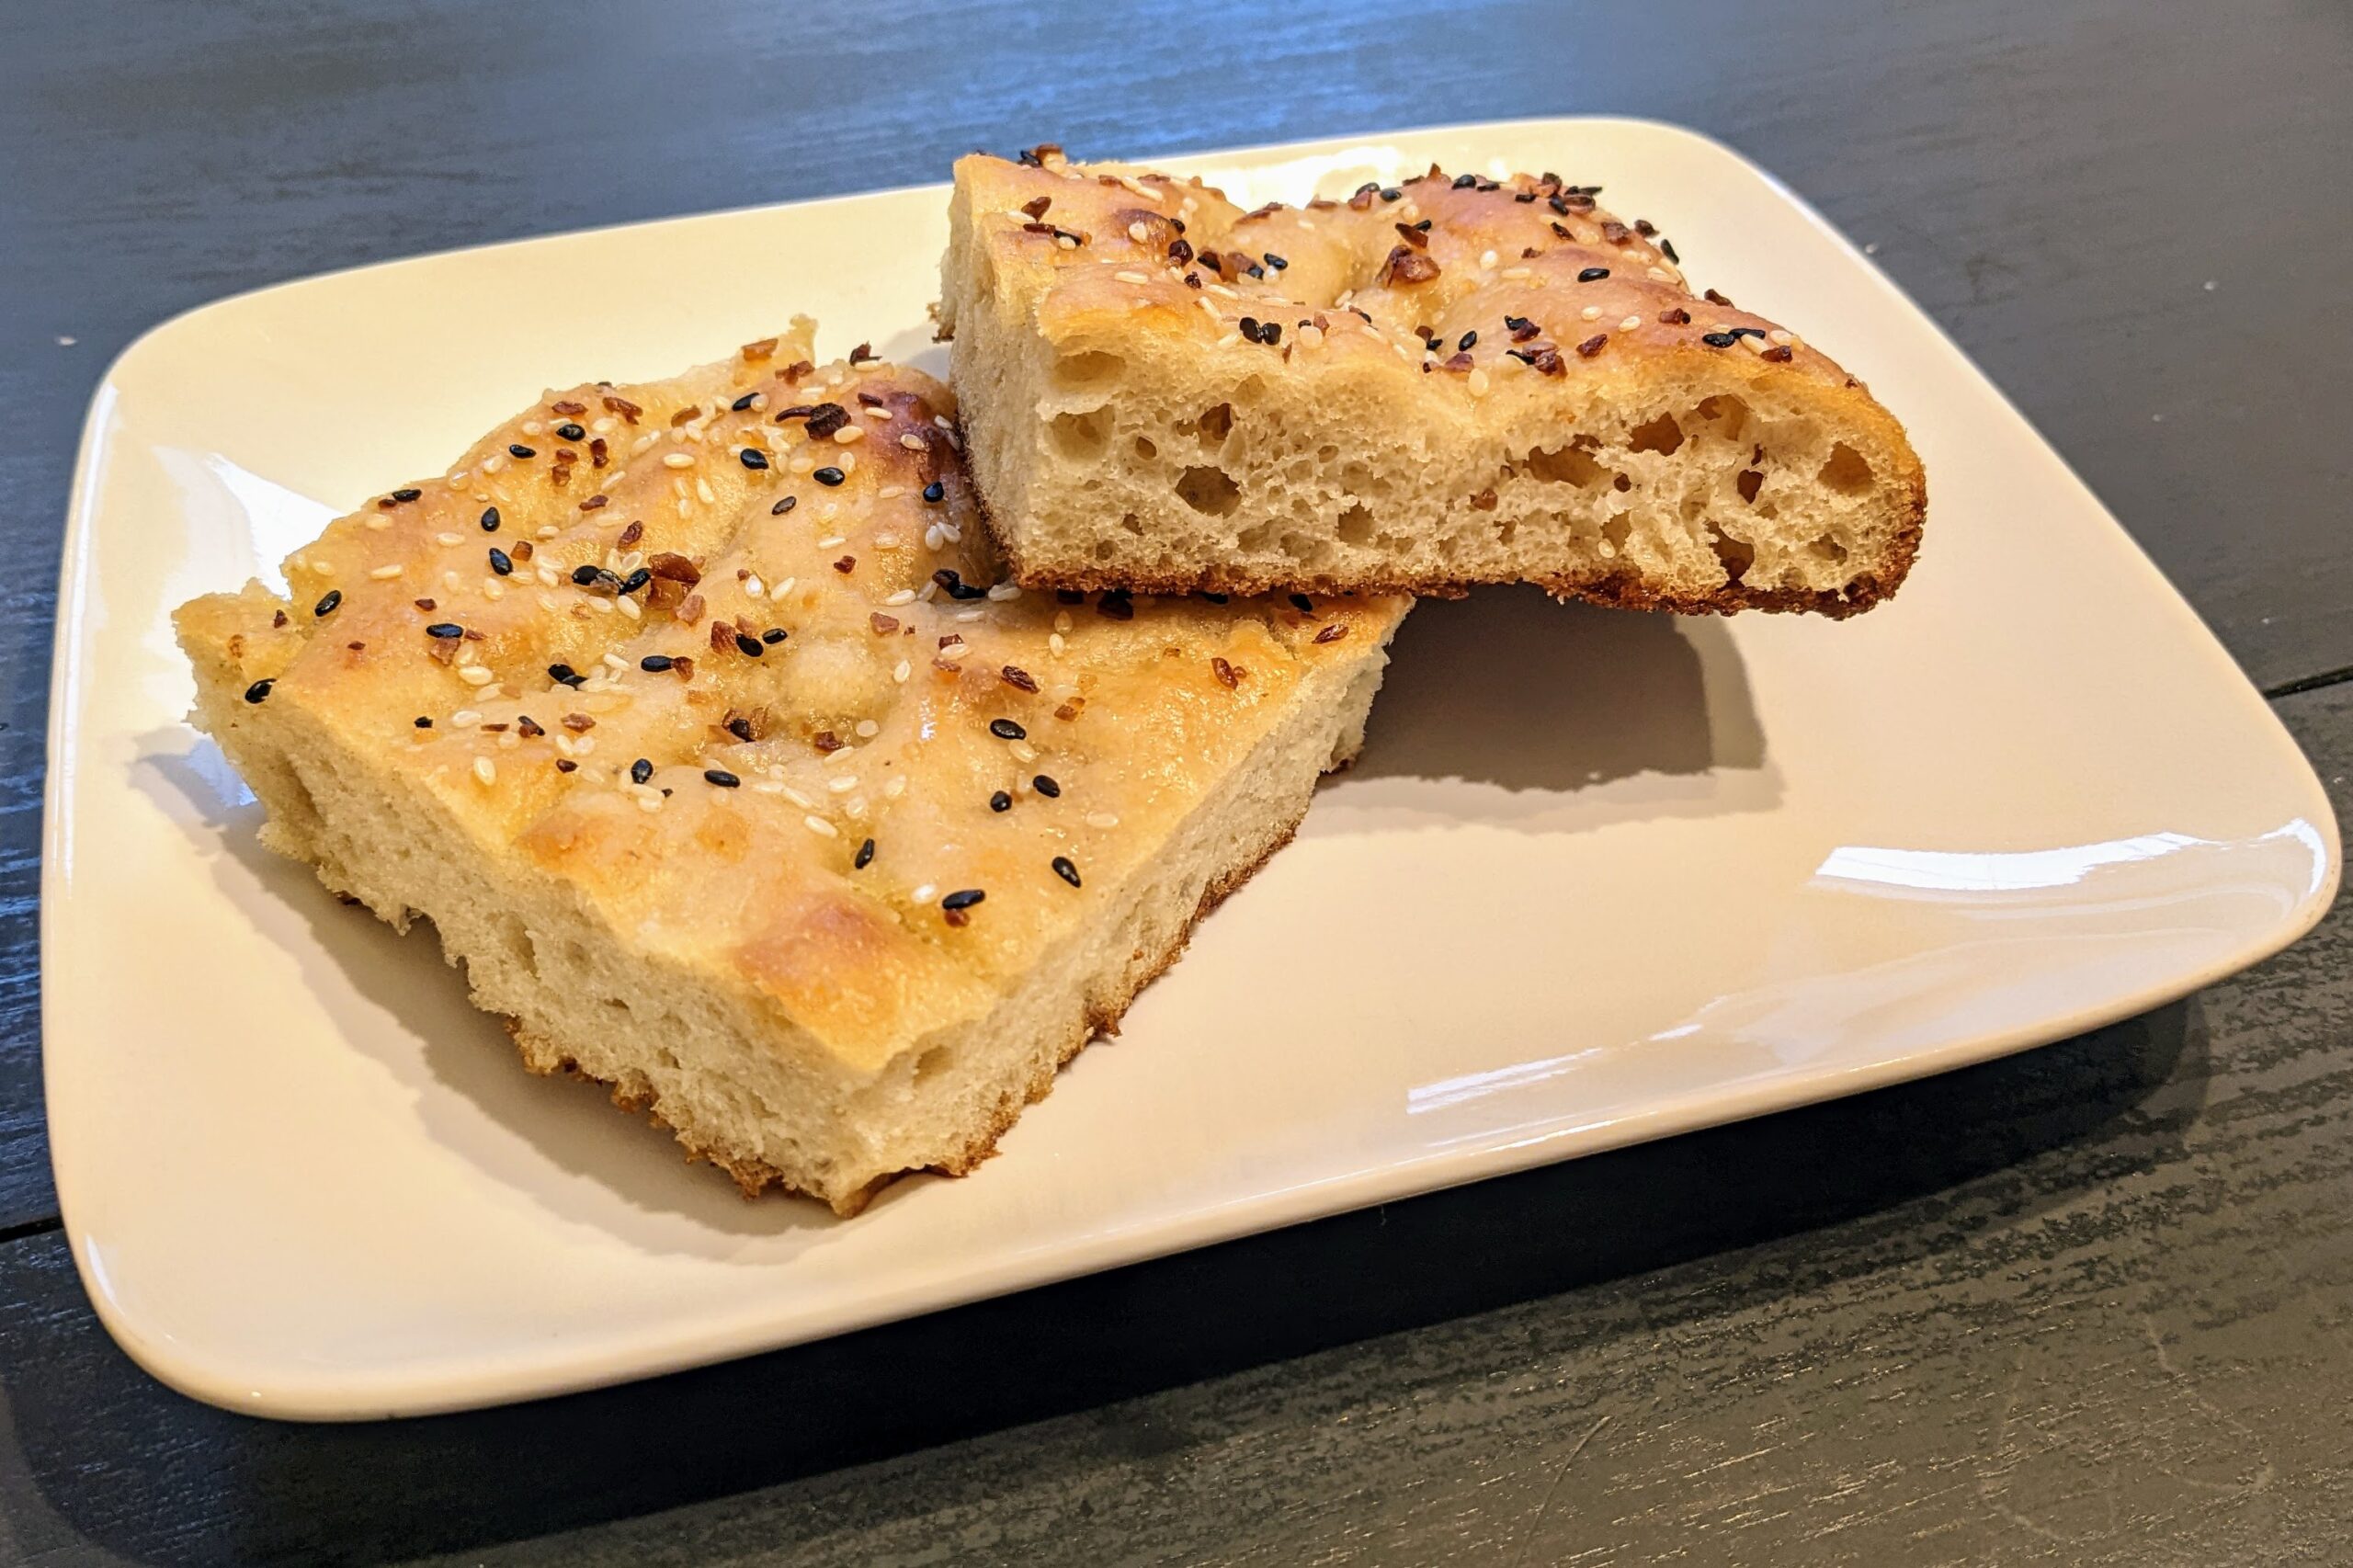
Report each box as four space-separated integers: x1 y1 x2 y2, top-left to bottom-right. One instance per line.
1577 267 1610 282
313 589 343 617
390 487 422 503
548 663 584 687
990 790 1013 812
639 654 673 672
572 564 603 586
1731 325 1769 340
703 768 741 789
989 718 1027 741
1451 173 1478 188
761 628 787 644
731 392 757 412
922 482 945 504
738 448 769 470
1660 239 1679 264
854 837 875 869
1457 330 1478 351
940 888 985 912
725 716 754 742
508 443 536 459
812 466 846 486
554 758 578 773
414 716 432 728
771 494 797 515
620 567 651 595
733 632 764 657
425 622 464 639
488 547 513 575
480 506 501 532
1260 321 1281 345
243 678 274 703
556 421 586 440
631 757 654 784
1051 856 1082 889
1381 187 1402 201
1263 252 1288 269
1032 774 1061 798
933 569 987 601
1701 332 1738 347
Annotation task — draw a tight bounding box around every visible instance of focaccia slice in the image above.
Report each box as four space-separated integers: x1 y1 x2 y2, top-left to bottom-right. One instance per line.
940 147 1925 614
176 323 1406 1214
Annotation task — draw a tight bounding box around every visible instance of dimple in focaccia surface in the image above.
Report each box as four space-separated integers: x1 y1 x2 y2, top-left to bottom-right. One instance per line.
184 322 1402 1074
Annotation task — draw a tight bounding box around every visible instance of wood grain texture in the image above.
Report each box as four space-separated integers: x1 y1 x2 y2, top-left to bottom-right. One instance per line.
0 682 2343 1566
0 0 2347 1559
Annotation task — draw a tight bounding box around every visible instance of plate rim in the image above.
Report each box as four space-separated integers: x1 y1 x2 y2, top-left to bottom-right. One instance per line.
42 113 2343 1420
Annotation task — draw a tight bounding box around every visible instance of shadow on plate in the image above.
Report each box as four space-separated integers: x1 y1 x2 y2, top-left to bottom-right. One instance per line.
0 993 2201 1563
134 739 822 1251
1311 586 1779 836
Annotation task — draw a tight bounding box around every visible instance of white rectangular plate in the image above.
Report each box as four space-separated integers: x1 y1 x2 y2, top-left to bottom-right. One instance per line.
45 119 2339 1419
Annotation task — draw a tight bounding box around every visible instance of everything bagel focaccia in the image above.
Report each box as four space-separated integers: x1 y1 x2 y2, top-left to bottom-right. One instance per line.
175 325 1406 1214
940 147 1925 614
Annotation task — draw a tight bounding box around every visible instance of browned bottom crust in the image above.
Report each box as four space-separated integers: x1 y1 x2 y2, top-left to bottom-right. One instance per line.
506 806 1310 1217
985 480 1927 619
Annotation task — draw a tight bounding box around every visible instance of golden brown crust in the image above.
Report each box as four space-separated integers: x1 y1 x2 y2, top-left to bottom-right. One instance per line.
946 150 1927 612
174 330 1407 1211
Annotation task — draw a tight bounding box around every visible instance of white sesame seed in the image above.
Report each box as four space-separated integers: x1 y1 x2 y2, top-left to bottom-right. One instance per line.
601 653 629 671
911 884 937 904
954 608 983 623
1620 314 1643 331
459 665 495 686
893 659 912 683
884 776 907 799
662 451 694 469
804 814 837 838
855 719 880 738
637 794 663 812
483 581 505 600
572 733 596 755
1114 270 1150 285
1053 610 1074 633
449 710 482 726
1647 266 1672 281
1086 812 1120 829
1500 266 1530 280
827 775 858 793
521 420 544 437
834 426 866 445
1581 304 1603 321
781 786 816 810
1010 741 1037 764
696 477 716 504
1741 332 1769 354
1467 368 1491 396
924 524 946 551
1049 632 1066 655
816 535 847 550
364 517 391 531
1768 329 1794 347
752 780 786 796
1480 249 1499 270
986 582 1021 602
772 577 795 597
496 732 520 751
884 588 917 607
482 454 506 474
1216 333 1242 349
536 566 559 587
744 574 765 598
369 563 404 580
434 531 462 547
537 526 559 540
472 756 496 785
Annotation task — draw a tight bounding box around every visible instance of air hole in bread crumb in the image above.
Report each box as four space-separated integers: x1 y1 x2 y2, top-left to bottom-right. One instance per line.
1628 413 1685 455
914 1046 953 1085
1611 472 1631 493
1527 444 1608 488
1195 403 1233 444
1602 513 1632 553
1816 442 1875 494
1119 511 1144 536
1810 535 1849 564
1736 470 1765 504
1336 504 1375 546
1132 435 1157 460
1693 393 1751 440
1708 523 1756 585
1174 465 1241 517
1054 351 1126 390
1050 408 1110 459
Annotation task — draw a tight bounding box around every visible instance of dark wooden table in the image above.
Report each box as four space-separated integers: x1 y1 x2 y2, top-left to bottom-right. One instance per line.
3 1 2347 1562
